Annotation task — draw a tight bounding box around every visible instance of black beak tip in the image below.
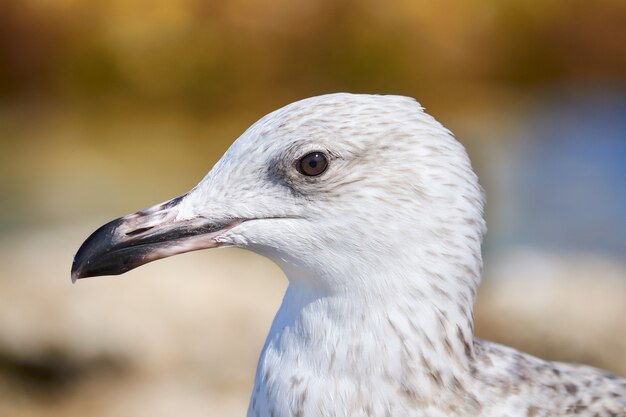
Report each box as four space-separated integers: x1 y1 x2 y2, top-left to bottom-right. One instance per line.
70 245 101 283
70 256 91 283
70 262 80 283
71 218 126 283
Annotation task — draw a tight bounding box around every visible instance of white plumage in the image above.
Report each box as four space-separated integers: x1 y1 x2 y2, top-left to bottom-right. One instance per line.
74 93 626 417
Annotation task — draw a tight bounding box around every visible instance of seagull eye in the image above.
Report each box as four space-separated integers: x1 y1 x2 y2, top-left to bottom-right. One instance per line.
297 152 328 177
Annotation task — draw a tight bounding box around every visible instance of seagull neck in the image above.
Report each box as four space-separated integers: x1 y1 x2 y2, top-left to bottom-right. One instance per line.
275 255 480 370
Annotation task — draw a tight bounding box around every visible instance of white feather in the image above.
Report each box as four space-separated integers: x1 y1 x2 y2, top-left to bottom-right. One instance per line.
177 93 625 417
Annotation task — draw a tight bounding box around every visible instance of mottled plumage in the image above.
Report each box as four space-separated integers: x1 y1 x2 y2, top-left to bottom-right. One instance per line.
73 93 626 417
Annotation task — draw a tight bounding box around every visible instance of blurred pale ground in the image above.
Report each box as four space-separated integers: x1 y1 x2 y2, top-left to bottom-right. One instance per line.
0 0 625 416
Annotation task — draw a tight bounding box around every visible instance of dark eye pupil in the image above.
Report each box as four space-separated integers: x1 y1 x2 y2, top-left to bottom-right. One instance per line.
298 152 328 176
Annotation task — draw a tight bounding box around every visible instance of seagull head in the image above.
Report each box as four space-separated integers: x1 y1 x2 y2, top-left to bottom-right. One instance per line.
72 93 485 297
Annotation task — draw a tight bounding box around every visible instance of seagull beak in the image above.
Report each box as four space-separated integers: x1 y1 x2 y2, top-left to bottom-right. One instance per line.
71 194 240 283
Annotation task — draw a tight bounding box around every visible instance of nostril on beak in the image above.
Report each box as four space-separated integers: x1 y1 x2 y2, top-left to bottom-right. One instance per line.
125 226 154 237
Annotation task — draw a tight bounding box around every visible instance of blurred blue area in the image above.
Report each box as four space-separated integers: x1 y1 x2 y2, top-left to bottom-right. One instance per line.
487 91 626 260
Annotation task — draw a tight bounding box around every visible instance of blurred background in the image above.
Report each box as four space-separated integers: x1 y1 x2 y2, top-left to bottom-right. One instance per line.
0 0 625 415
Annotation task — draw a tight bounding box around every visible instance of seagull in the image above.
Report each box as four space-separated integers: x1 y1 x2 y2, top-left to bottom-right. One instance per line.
72 93 626 417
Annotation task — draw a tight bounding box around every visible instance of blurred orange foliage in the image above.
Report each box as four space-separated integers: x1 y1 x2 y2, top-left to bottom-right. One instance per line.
1 0 624 112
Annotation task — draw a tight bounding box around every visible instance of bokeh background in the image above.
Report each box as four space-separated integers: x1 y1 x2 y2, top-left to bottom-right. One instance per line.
1 1 625 416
